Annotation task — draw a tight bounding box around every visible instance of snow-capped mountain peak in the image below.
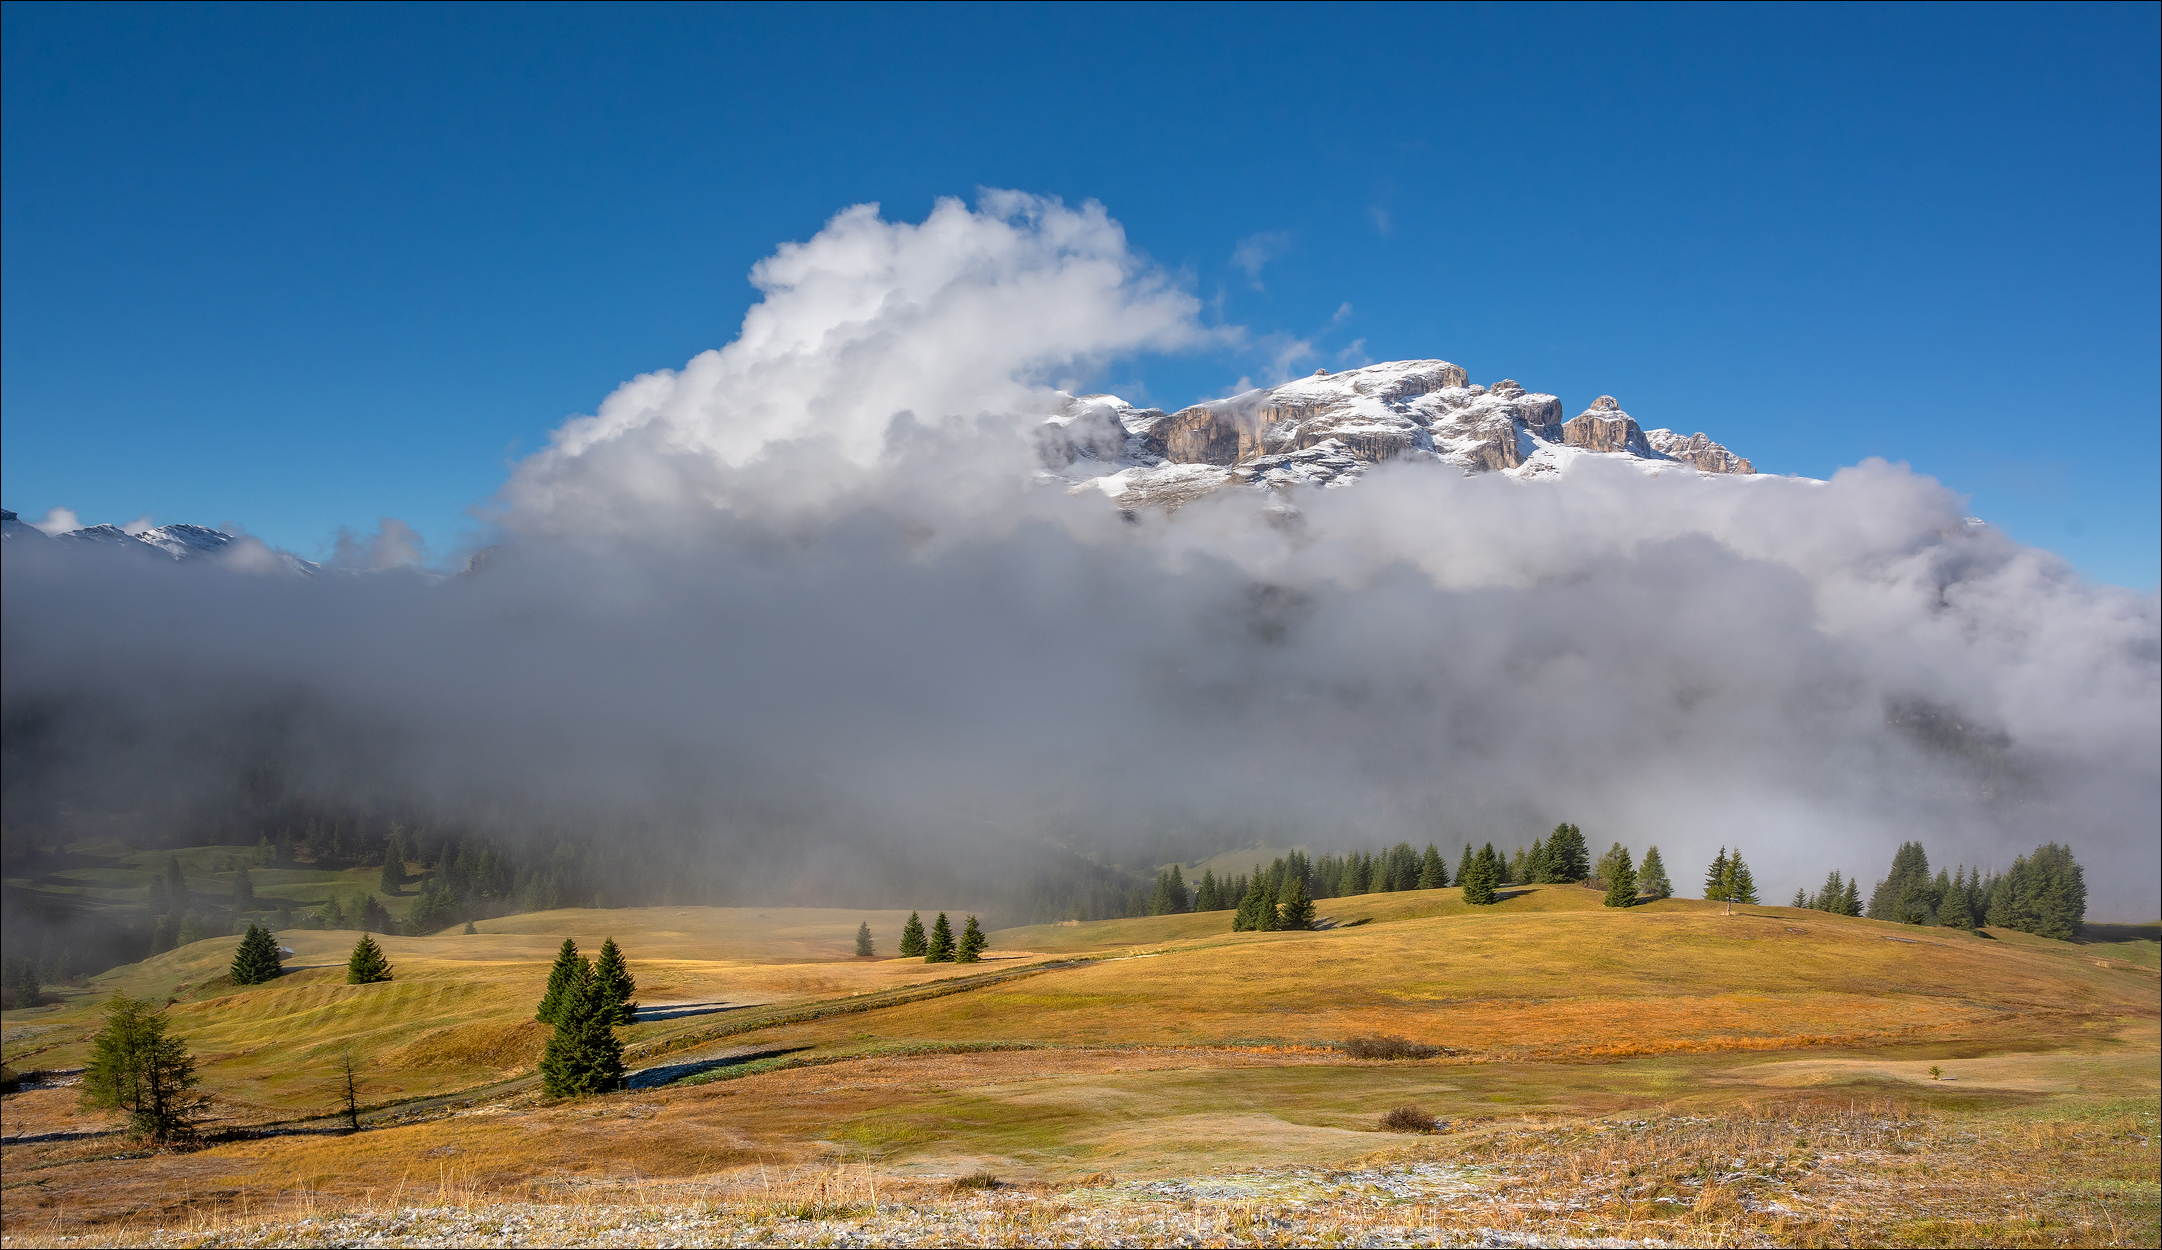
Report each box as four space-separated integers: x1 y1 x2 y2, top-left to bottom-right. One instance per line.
1036 358 1757 509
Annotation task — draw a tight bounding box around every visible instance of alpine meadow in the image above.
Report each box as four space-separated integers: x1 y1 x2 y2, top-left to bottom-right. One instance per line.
3 5 2157 1247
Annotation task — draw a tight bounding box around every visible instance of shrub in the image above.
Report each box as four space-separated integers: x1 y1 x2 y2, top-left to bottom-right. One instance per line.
950 1170 1001 1192
1341 1034 1442 1060
1380 1104 1439 1133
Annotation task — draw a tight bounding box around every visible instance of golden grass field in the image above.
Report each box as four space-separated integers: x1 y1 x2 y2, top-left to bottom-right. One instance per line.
3 883 2156 1247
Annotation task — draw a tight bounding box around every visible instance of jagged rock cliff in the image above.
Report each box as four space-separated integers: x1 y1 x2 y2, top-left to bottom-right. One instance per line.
1039 359 1757 509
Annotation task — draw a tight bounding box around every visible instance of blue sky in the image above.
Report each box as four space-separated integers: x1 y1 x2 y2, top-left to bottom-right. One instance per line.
3 2 2156 585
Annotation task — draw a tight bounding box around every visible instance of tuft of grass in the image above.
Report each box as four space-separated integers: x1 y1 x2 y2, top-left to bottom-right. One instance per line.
1379 1104 1439 1132
1341 1034 1443 1060
949 1169 1002 1192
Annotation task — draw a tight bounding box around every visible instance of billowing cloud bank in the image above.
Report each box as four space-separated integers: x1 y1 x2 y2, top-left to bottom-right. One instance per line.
6 194 2157 915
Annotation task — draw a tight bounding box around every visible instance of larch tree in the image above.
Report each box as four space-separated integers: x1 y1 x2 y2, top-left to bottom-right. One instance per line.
79 995 205 1143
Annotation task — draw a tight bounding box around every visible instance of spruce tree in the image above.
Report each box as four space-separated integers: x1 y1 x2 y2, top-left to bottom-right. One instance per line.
1461 850 1498 905
1839 876 1863 916
1726 852 1760 906
2026 843 2087 940
1869 841 1931 921
1526 837 1550 884
229 923 283 985
1233 874 1266 931
1197 869 1223 912
345 934 393 984
1637 846 1672 899
1457 843 1476 889
1705 848 1732 901
925 912 956 962
1166 865 1189 913
538 971 624 1098
232 867 256 915
79 995 205 1142
957 915 988 962
379 844 403 895
1256 874 1281 931
1938 869 1975 930
1417 844 1446 889
899 912 927 957
1603 848 1639 908
1547 825 1590 882
855 921 875 957
591 938 638 1026
1277 874 1316 930
535 938 586 1023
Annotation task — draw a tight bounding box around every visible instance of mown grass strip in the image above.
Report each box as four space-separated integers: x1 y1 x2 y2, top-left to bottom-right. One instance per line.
669 1040 1045 1088
625 957 1103 1063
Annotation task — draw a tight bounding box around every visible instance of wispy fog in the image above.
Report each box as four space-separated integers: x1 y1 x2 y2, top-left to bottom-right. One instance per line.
5 194 2156 916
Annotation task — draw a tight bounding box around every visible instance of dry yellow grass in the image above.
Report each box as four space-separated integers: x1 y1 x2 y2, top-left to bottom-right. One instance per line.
3 890 2156 1246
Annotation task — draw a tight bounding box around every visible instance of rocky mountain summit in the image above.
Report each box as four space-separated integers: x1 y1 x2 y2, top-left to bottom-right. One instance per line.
1037 359 1755 509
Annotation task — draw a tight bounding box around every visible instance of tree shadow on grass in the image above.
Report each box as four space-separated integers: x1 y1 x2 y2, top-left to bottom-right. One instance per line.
626 1046 811 1090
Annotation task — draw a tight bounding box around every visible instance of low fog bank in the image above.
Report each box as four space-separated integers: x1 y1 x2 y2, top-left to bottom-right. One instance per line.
5 192 2156 920
5 446 2156 916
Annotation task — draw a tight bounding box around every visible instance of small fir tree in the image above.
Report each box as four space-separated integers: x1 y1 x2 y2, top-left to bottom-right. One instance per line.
1546 825 1590 882
1938 869 1975 930
1705 848 1732 901
1792 887 1809 908
899 912 927 957
232 866 256 914
1727 853 1759 905
538 971 625 1098
462 920 478 935
1196 869 1223 912
379 844 403 895
855 921 875 957
925 912 956 962
956 915 988 962
535 938 586 1023
1233 873 1267 931
1462 848 1499 905
1417 844 1446 889
1277 874 1316 930
1256 873 1281 931
1839 876 1863 916
590 937 638 1026
1457 843 1476 890
1602 848 1639 908
345 934 393 984
79 995 204 1142
1637 846 1672 899
229 923 283 985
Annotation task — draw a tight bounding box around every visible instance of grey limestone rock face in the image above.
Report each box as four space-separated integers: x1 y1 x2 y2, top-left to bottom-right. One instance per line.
1645 428 1754 475
1042 359 1758 510
1561 396 1656 457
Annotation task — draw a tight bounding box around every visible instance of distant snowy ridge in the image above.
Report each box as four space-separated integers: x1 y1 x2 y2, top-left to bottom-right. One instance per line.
1 509 324 576
1036 359 1757 510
